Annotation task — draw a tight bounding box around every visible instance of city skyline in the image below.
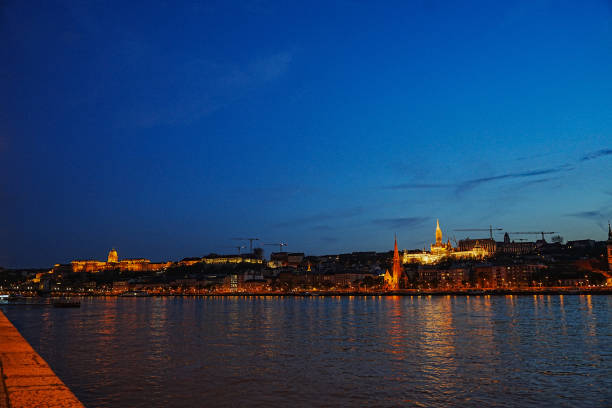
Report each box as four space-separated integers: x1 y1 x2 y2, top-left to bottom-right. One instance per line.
2 1 612 268
7 218 612 269
2 3 611 408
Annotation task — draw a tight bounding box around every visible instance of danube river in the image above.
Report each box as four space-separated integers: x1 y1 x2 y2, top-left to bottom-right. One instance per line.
2 295 612 407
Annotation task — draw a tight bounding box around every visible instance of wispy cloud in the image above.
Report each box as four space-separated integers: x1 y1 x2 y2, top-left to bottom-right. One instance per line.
580 148 612 162
566 210 604 218
565 207 612 231
513 152 555 162
455 165 572 195
372 216 428 230
388 147 611 196
515 177 556 189
386 165 571 195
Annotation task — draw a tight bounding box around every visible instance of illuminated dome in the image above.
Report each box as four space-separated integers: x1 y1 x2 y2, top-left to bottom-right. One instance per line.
107 248 118 263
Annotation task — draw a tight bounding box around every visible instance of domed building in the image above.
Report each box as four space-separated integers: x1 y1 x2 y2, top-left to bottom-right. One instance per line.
107 248 118 263
54 248 171 273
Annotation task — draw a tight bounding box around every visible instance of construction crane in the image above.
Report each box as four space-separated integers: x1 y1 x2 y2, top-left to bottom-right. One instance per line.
264 242 287 253
231 237 260 252
453 225 503 240
507 231 556 242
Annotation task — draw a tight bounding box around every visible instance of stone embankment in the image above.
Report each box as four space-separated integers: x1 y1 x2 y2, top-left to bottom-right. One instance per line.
0 310 84 408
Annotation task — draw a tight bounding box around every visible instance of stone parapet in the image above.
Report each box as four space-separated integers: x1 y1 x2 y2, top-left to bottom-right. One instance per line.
0 310 84 408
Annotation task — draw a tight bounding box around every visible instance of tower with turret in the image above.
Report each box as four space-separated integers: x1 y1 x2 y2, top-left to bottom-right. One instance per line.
431 219 450 254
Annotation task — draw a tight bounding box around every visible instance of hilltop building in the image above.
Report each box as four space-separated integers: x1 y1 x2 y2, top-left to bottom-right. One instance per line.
268 252 304 268
403 220 490 265
495 233 535 255
179 254 263 267
459 238 496 254
54 249 171 273
107 248 118 263
431 219 453 254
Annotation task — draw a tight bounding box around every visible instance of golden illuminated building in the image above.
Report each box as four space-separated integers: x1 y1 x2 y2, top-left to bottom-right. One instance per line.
179 255 264 267
431 219 452 254
107 248 118 263
69 260 107 273
55 249 171 273
403 220 491 265
203 255 262 265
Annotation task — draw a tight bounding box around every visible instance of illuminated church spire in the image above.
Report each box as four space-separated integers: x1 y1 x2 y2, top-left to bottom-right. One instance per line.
385 235 402 290
393 235 400 266
436 219 442 245
391 235 401 289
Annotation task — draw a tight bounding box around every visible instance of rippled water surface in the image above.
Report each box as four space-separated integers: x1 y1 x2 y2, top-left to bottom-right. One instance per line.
2 295 612 407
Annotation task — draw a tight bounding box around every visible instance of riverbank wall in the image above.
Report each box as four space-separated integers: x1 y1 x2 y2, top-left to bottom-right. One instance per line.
0 310 84 408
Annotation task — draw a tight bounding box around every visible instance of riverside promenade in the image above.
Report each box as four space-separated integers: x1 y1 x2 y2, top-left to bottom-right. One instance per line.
0 310 84 408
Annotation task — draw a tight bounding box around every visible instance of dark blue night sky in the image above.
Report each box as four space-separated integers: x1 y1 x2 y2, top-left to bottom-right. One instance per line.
2 1 611 267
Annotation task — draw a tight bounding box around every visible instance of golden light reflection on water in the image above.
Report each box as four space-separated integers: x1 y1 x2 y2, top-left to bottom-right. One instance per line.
384 296 406 358
580 295 597 343
420 296 456 363
3 295 611 408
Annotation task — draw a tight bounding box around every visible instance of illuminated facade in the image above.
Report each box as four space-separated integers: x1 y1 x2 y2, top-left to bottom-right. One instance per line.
459 238 496 254
56 249 171 273
473 264 546 288
431 219 452 254
418 266 469 287
69 260 107 273
267 252 303 269
203 255 262 265
384 236 402 290
107 248 118 263
179 255 264 267
403 220 491 265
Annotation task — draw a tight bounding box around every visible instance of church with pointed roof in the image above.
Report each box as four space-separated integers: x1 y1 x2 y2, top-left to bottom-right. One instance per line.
402 219 490 265
430 219 453 254
384 236 403 290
